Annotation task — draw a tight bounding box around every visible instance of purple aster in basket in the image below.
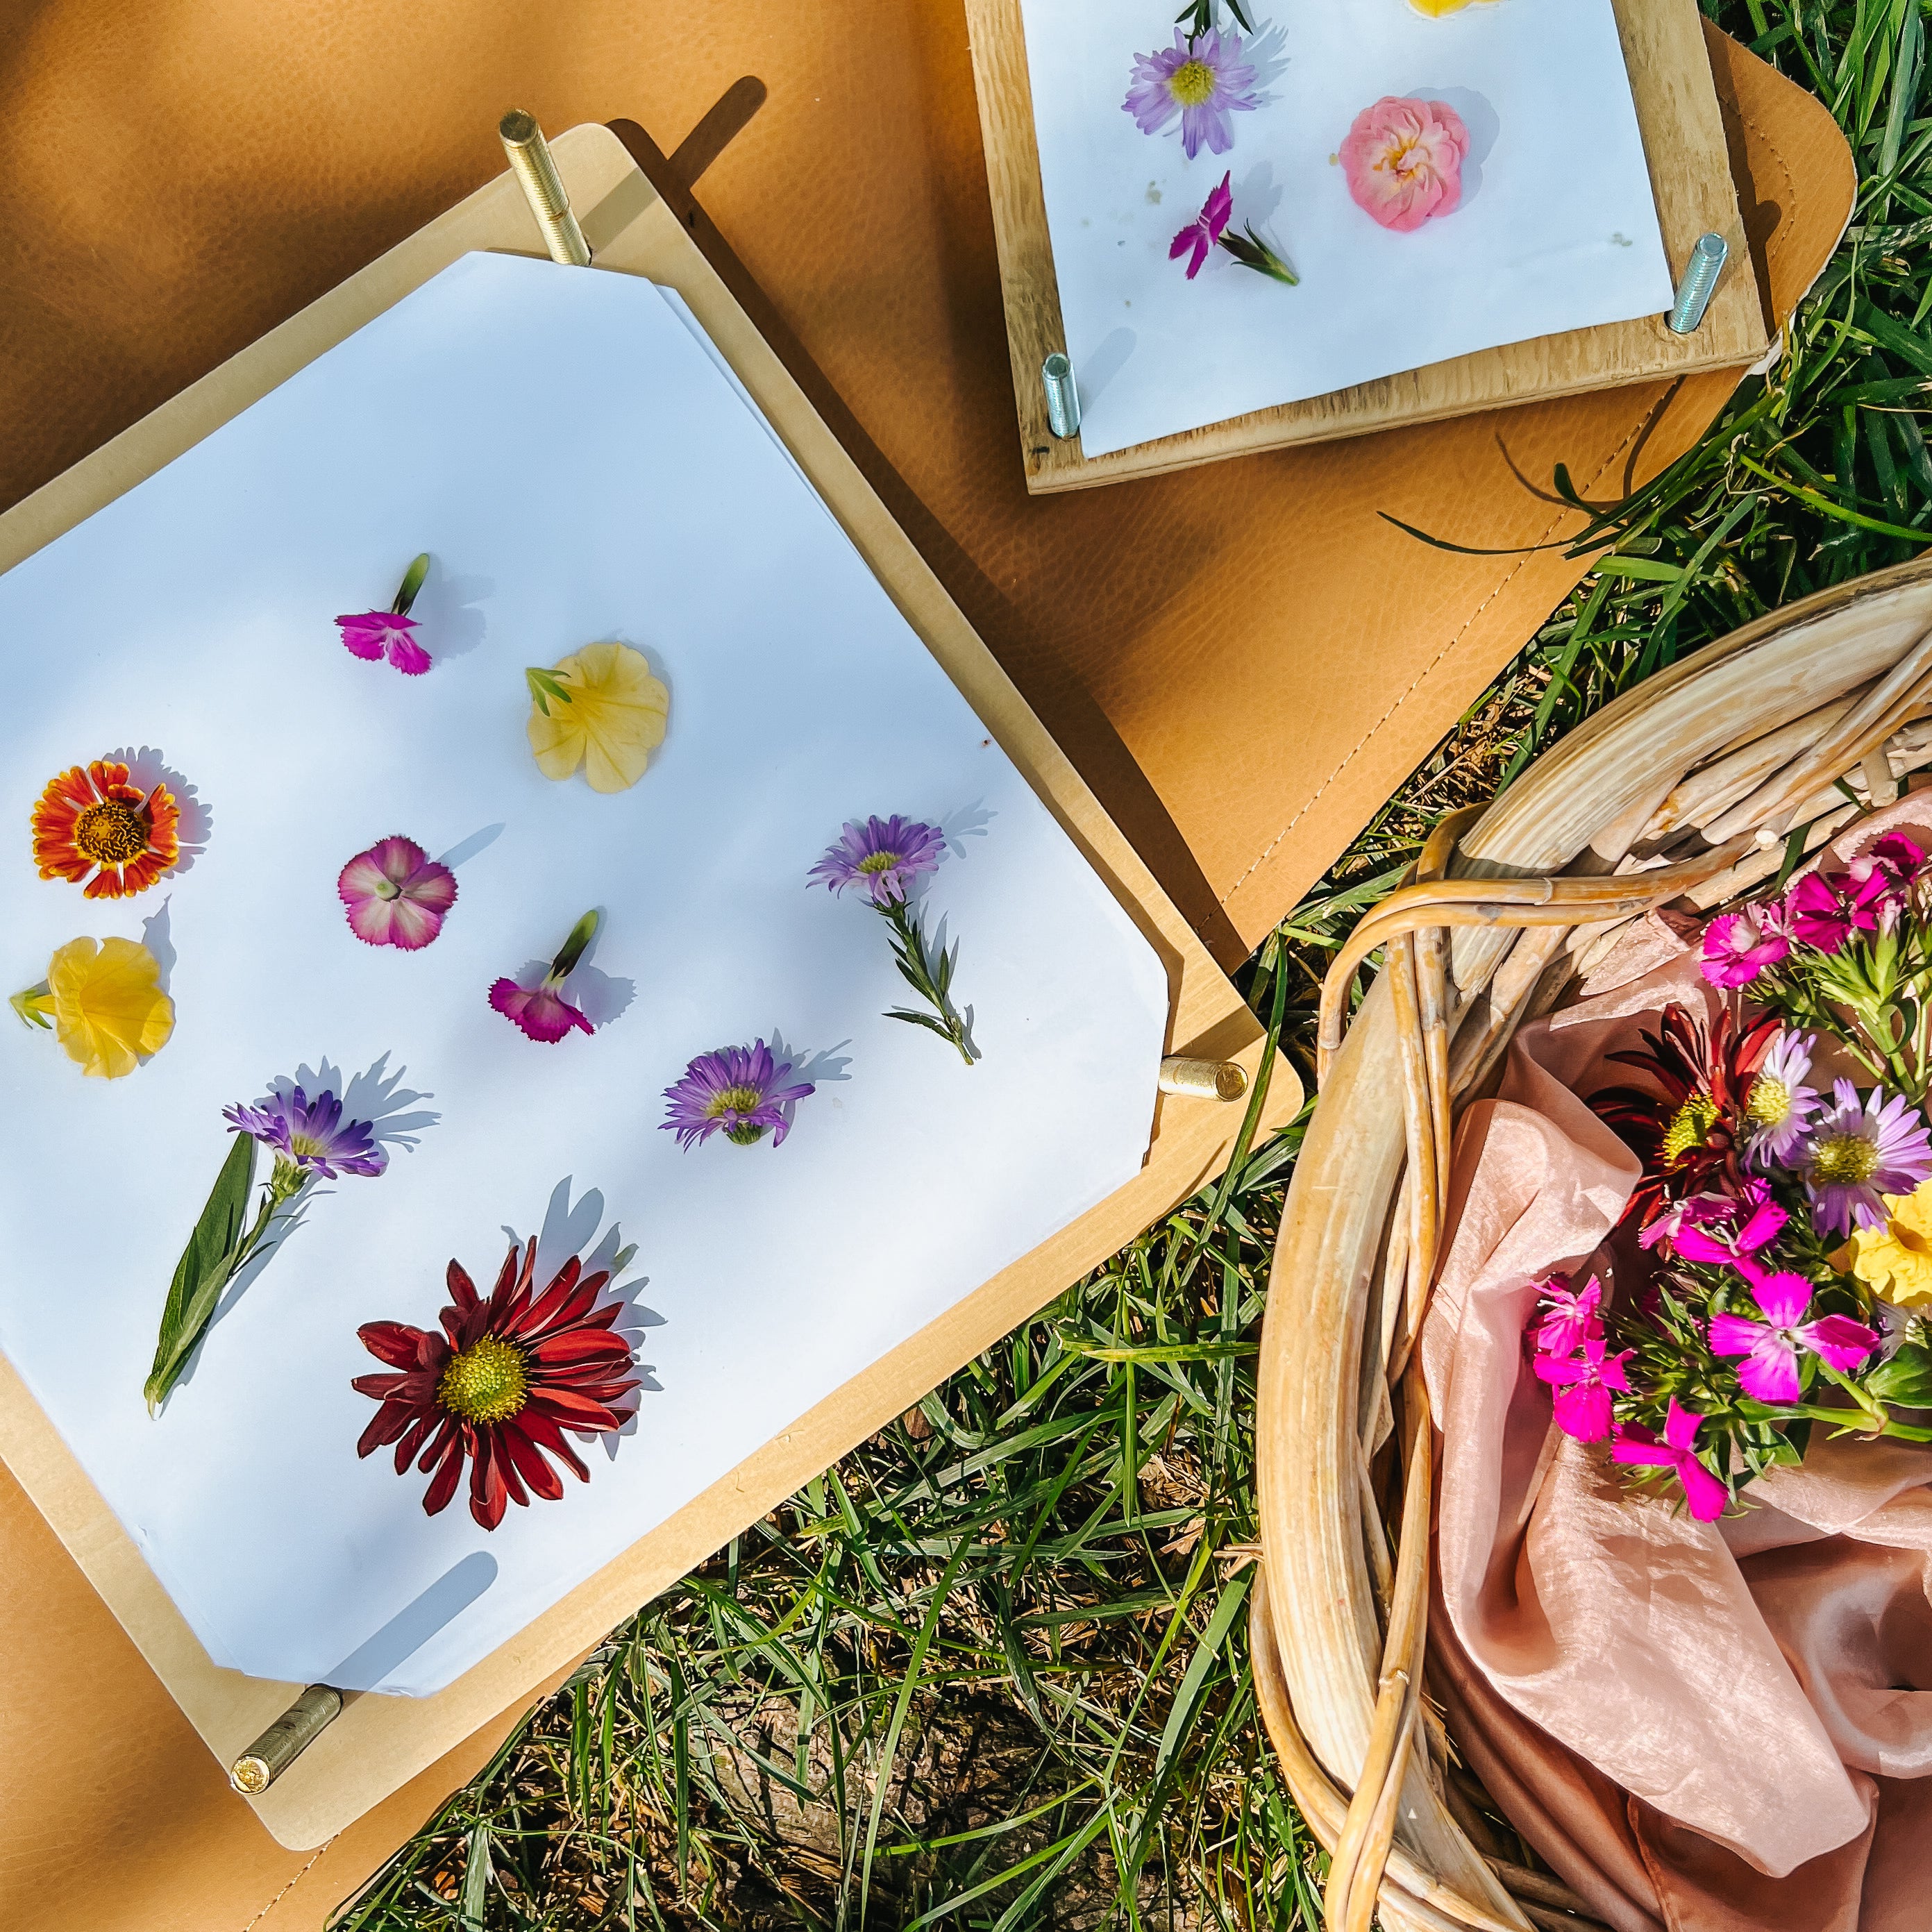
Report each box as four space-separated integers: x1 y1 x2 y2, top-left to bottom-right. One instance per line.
1799 1078 1932 1234
1123 26 1260 161
224 1084 389 1179
808 814 948 907
661 1040 815 1150
1745 1029 1822 1170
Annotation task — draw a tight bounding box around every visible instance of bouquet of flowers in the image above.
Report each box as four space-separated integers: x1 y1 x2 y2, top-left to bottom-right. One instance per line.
1530 830 1932 1519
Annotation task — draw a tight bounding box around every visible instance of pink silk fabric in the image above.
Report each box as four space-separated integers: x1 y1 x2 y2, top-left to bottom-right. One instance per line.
1422 803 1932 1929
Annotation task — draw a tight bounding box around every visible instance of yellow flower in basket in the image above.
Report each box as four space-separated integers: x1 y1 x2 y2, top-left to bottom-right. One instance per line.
10 936 175 1079
1836 1179 1932 1309
525 641 670 794
1409 0 1495 14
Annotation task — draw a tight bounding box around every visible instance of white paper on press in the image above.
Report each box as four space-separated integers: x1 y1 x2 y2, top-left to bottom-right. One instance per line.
1018 0 1677 456
0 253 1168 1695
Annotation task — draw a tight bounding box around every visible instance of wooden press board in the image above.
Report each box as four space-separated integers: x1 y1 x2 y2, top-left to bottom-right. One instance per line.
0 124 1301 1849
967 0 1768 492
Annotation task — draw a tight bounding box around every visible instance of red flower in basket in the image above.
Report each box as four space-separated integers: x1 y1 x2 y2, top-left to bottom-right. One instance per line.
353 1236 639 1530
1590 1002 1782 1229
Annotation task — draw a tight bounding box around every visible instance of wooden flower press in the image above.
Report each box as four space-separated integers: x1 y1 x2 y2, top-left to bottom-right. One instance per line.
0 117 1302 1855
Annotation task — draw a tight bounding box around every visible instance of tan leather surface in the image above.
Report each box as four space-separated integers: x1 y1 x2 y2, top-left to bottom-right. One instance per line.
0 6 1852 1927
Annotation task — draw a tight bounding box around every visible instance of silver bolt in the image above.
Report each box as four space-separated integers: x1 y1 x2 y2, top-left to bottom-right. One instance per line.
1041 353 1082 439
1666 232 1728 336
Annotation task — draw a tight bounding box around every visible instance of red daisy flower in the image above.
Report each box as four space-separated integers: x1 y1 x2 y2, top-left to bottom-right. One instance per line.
1591 1001 1781 1228
32 759 182 898
353 1236 639 1530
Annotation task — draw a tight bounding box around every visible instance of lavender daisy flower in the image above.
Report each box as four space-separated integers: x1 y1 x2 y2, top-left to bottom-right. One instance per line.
809 815 947 908
1800 1079 1932 1234
662 1040 815 1149
1123 27 1261 160
224 1084 388 1178
1746 1030 1823 1169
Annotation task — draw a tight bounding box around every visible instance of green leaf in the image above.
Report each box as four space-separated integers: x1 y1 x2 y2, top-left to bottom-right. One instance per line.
524 666 574 716
1869 1341 1932 1408
145 1132 256 1413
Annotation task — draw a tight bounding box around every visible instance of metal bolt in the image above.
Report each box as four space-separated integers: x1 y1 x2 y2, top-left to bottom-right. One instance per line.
1159 1055 1249 1102
228 1684 344 1795
1041 353 1082 439
499 110 592 267
1666 232 1728 335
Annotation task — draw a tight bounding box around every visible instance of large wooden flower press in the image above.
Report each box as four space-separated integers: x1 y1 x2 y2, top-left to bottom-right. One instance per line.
0 5 1851 1926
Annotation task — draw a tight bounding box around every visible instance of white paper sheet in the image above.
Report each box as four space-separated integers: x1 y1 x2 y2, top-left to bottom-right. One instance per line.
1019 0 1676 456
0 252 1168 1694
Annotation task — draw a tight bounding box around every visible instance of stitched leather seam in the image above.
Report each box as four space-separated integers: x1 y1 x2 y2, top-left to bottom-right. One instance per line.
1218 410 1654 909
240 1837 337 1932
1737 103 1798 278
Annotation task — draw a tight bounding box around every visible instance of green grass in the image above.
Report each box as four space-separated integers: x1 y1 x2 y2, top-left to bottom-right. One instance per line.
342 6 1932 1924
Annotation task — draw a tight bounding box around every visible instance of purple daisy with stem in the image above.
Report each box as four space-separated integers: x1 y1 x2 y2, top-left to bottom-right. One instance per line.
811 814 977 1066
224 1084 389 1179
489 911 600 1045
1799 1078 1932 1232
1708 1265 1879 1405
336 553 433 676
661 1040 815 1149
1123 26 1261 160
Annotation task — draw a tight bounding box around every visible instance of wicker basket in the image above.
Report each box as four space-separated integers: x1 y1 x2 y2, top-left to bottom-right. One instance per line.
1251 553 1932 1932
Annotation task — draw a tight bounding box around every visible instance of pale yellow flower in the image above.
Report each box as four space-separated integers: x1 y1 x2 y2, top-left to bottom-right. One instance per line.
526 641 670 793
1836 1178 1932 1309
1409 0 1493 13
13 936 176 1078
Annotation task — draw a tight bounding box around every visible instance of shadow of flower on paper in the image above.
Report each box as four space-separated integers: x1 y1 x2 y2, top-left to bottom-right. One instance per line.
437 822 505 871
140 899 176 993
108 746 210 875
408 562 494 664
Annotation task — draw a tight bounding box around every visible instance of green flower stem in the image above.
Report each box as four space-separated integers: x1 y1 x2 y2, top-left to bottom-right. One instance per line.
10 981 52 1030
146 1152 310 1414
877 900 974 1067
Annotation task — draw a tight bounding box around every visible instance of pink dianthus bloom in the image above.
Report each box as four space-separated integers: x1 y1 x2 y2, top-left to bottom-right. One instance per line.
1536 1334 1632 1443
1170 173 1234 279
1531 1274 1604 1356
1611 1400 1730 1521
1339 96 1468 233
336 610 431 676
1785 866 1888 952
1708 1266 1879 1404
337 836 457 949
1653 1176 1788 1265
1700 903 1790 989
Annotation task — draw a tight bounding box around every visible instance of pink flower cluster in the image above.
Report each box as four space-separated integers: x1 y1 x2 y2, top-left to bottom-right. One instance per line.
1702 832 1928 986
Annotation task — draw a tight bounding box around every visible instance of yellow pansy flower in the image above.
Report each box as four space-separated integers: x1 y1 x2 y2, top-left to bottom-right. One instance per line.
10 936 175 1078
1836 1179 1932 1309
525 641 670 793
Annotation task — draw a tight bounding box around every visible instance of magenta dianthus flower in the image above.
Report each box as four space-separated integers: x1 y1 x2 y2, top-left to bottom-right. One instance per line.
1536 1334 1632 1442
1785 867 1887 952
1708 1266 1879 1404
1531 1275 1604 1357
1800 1079 1932 1232
662 1041 814 1149
1700 904 1790 989
1611 1400 1730 1521
489 910 600 1045
809 815 947 908
1170 173 1233 278
336 610 430 676
1123 27 1260 160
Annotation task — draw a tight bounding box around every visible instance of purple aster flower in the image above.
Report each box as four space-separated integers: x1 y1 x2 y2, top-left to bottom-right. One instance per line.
1536 1334 1633 1443
808 814 947 907
1708 1265 1879 1404
224 1084 388 1178
1744 1030 1822 1169
1700 903 1790 989
1170 172 1233 278
1123 27 1260 160
1800 1079 1932 1233
662 1040 815 1149
335 610 430 675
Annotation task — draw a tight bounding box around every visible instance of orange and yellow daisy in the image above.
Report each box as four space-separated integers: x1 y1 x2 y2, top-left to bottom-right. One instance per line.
32 759 182 898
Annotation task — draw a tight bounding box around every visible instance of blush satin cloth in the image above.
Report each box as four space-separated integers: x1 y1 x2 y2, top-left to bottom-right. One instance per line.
1420 805 1932 1932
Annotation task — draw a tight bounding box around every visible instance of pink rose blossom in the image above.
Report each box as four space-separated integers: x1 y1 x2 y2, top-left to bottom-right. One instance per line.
337 836 457 949
1338 96 1469 234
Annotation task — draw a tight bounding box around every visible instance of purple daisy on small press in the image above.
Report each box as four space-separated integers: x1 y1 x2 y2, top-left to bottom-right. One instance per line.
1123 26 1260 160
1800 1078 1932 1233
224 1084 388 1179
661 1041 815 1150
809 815 948 907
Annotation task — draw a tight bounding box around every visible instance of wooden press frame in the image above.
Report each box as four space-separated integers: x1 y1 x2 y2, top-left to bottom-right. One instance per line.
0 124 1302 1849
966 0 1770 492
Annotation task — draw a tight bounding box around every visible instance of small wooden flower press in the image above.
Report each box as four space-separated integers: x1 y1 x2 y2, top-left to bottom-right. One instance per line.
0 121 1301 1849
970 0 1768 490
